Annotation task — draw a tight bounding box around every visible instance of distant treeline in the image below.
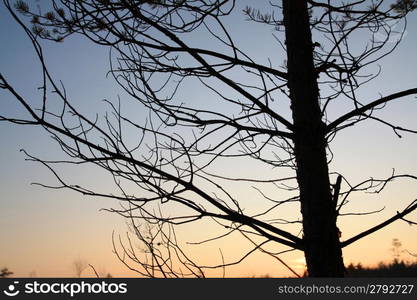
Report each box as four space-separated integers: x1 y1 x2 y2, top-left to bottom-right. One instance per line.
345 259 417 277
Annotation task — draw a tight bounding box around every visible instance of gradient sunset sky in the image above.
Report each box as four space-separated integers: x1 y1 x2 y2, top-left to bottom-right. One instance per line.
0 0 416 277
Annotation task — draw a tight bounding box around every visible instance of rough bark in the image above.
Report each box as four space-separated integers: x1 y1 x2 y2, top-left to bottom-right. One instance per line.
283 0 345 277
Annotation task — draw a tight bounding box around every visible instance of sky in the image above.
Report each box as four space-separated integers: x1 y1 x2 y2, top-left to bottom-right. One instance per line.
0 0 417 278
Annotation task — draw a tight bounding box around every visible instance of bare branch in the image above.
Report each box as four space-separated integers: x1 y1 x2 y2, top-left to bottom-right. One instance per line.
341 200 417 248
326 88 417 134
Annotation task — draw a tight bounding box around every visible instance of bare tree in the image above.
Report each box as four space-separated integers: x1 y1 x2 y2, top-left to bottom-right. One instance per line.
390 238 403 261
113 215 302 278
0 267 13 278
1 0 417 277
73 257 87 278
113 218 207 278
29 270 37 278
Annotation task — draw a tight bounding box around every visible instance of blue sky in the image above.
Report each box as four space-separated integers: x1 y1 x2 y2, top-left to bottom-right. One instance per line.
1 1 417 277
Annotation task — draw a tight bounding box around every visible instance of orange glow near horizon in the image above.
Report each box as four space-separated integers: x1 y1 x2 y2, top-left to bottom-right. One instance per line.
2 188 416 278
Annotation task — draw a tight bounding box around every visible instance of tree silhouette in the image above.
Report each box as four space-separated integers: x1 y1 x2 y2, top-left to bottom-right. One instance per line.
73 258 87 278
390 238 403 261
113 219 207 278
1 0 417 277
0 267 13 278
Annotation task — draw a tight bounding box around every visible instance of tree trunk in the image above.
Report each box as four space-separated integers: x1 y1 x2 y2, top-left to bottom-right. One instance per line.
283 0 345 277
